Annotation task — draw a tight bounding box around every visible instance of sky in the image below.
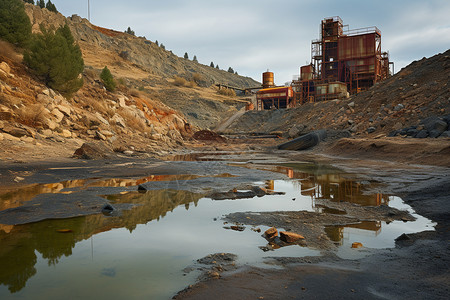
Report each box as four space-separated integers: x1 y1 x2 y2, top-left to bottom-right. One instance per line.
48 0 450 84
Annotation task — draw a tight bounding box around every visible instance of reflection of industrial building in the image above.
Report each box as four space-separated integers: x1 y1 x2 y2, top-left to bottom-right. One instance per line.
266 165 389 206
256 16 393 110
325 221 382 245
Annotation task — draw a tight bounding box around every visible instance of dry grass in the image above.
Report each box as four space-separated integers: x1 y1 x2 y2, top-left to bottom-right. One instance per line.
192 73 203 84
173 76 196 88
15 104 49 128
118 109 149 132
217 88 236 97
129 89 141 98
81 97 116 118
0 41 22 63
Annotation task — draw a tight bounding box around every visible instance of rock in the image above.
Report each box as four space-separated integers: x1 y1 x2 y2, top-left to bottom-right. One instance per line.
367 127 376 134
2 133 20 141
118 96 127 108
347 119 354 125
415 130 428 138
51 108 64 123
14 176 25 182
428 130 441 138
347 101 355 108
264 227 278 239
394 104 404 111
0 62 11 74
395 233 411 241
279 231 305 243
101 204 115 215
278 130 327 151
406 128 418 137
351 242 363 248
44 118 57 130
0 133 3 141
99 130 114 137
73 143 110 159
111 113 126 128
439 131 450 138
3 126 29 138
123 150 133 155
0 111 13 121
95 112 110 126
96 131 107 140
137 184 148 192
60 129 72 138
288 124 305 138
37 94 53 103
421 116 447 132
56 104 71 116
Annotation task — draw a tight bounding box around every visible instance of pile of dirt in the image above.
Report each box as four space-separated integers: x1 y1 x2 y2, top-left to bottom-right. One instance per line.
193 130 226 142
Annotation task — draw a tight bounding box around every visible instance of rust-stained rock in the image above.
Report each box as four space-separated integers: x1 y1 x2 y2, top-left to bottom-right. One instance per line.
264 227 278 239
279 231 305 243
351 242 363 248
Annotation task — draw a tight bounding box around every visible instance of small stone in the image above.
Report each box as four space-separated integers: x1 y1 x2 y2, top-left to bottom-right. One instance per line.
264 227 278 239
367 127 376 134
279 231 305 243
14 176 25 182
351 242 363 248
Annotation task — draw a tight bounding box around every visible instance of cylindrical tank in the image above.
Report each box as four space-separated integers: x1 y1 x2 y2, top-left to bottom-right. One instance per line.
262 72 274 89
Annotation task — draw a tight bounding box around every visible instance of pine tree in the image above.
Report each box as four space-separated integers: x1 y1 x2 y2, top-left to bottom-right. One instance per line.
45 0 57 12
38 0 45 8
24 0 34 4
100 66 116 92
24 24 84 97
160 43 165 50
125 27 135 36
216 65 219 69
0 0 32 47
184 52 188 59
193 55 198 62
210 62 214 68
227 67 234 73
155 40 159 46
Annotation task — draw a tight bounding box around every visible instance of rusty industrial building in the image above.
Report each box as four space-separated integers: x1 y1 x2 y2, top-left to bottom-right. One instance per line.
256 16 393 110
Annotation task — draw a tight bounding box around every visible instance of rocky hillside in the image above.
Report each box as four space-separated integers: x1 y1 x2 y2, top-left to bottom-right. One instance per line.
224 49 450 139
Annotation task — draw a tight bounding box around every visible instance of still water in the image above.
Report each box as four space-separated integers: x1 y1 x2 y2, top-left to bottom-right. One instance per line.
0 157 435 299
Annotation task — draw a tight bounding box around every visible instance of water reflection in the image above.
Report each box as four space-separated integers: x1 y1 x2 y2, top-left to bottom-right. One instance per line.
0 189 203 293
262 164 389 206
325 221 382 244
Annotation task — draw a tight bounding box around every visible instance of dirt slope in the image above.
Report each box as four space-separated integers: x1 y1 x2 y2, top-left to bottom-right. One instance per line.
224 49 450 137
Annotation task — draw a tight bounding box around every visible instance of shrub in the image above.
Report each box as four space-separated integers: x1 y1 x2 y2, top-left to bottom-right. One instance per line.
15 103 49 127
210 62 214 68
184 52 188 59
192 73 203 84
0 0 32 47
24 24 84 97
38 0 44 8
100 66 116 91
173 76 187 87
125 27 135 36
193 55 198 62
227 67 234 73
218 88 236 97
24 0 34 4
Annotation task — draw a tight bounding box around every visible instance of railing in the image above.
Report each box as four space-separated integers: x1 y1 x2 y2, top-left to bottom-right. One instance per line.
344 26 381 36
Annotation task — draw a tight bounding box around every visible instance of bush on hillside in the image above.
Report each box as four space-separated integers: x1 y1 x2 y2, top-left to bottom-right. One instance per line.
100 66 116 91
217 87 236 97
38 0 44 8
24 24 84 97
0 0 32 47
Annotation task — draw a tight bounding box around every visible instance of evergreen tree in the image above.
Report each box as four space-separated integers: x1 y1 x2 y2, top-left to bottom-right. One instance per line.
216 65 219 69
227 67 234 73
0 0 32 47
184 52 188 59
45 0 57 12
160 43 165 50
24 0 34 4
125 27 135 36
155 40 159 46
24 24 84 97
210 62 214 68
100 66 116 92
193 55 198 62
38 0 44 8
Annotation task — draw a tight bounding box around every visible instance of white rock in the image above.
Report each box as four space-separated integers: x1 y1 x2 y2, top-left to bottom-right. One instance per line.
51 108 64 123
118 97 127 107
111 114 126 128
99 130 114 137
0 62 11 74
95 112 110 126
61 129 72 138
56 105 71 116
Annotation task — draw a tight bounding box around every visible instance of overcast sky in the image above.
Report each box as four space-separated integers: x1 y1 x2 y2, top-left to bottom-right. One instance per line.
49 0 450 84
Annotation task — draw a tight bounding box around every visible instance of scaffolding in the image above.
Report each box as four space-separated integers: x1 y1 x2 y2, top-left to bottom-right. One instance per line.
292 16 393 104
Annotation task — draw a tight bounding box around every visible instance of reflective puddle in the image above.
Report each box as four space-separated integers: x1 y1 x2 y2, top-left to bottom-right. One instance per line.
0 157 435 299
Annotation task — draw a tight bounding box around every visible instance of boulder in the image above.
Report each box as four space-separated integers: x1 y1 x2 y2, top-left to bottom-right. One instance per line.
56 105 71 116
95 112 110 126
51 108 64 123
279 231 305 243
415 130 428 138
367 127 376 134
0 62 11 74
264 227 278 239
288 124 306 138
73 143 110 159
60 129 72 138
278 130 327 151
439 131 450 138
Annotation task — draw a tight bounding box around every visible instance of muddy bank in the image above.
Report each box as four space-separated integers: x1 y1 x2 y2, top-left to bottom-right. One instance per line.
174 154 450 300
